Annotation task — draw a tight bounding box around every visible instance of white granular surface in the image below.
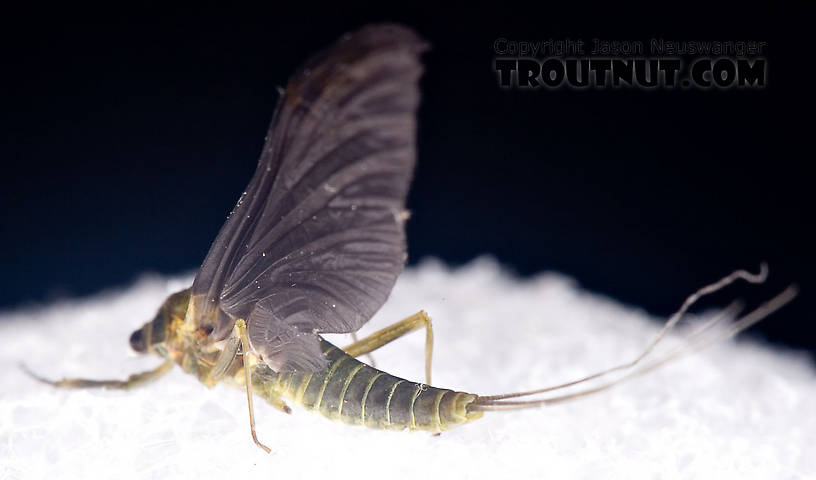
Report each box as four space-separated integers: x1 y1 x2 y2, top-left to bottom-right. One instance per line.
1 257 813 479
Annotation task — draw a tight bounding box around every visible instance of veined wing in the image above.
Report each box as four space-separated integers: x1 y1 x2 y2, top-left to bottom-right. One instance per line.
186 25 426 372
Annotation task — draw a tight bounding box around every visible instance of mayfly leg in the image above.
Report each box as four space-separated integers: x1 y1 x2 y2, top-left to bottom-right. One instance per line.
349 331 377 368
206 333 241 384
20 360 174 390
343 310 434 386
229 319 272 454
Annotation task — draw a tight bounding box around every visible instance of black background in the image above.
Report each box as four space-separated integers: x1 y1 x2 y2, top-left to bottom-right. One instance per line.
2 5 812 354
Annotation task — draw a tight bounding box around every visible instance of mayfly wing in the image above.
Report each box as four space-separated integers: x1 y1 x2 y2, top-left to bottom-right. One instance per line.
186 25 427 372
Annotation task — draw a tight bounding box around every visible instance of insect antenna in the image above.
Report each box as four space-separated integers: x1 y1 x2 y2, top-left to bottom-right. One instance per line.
468 265 797 412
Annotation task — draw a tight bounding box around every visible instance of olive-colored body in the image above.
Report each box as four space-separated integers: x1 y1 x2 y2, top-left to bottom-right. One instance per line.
124 264 792 439
253 339 481 431
137 289 482 433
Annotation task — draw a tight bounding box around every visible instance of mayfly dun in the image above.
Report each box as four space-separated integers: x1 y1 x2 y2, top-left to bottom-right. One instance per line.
24 24 797 453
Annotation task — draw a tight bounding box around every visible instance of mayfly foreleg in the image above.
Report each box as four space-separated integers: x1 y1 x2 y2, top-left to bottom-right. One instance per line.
232 319 272 454
343 311 434 385
20 360 174 390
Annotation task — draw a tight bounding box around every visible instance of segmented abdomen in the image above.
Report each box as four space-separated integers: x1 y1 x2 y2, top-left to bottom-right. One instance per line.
266 339 482 431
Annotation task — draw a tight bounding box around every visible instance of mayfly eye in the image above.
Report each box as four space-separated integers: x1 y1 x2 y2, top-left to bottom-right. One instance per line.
129 329 146 353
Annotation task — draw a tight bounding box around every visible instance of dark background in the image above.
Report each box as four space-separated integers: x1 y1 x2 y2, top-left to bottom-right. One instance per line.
2 5 812 354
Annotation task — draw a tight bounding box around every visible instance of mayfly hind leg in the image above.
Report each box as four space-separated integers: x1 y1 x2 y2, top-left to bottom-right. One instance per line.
21 360 174 390
349 331 377 368
343 310 434 386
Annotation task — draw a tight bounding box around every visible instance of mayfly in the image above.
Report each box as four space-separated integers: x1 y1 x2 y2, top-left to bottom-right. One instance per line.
25 24 797 453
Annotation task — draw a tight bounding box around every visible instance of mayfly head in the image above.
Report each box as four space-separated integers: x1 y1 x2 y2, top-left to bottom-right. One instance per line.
129 288 193 357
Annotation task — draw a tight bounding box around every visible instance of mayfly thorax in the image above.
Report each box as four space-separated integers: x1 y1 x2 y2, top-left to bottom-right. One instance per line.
24 24 797 453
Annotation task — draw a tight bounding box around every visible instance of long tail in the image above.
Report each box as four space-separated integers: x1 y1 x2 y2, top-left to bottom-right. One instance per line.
469 265 798 412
